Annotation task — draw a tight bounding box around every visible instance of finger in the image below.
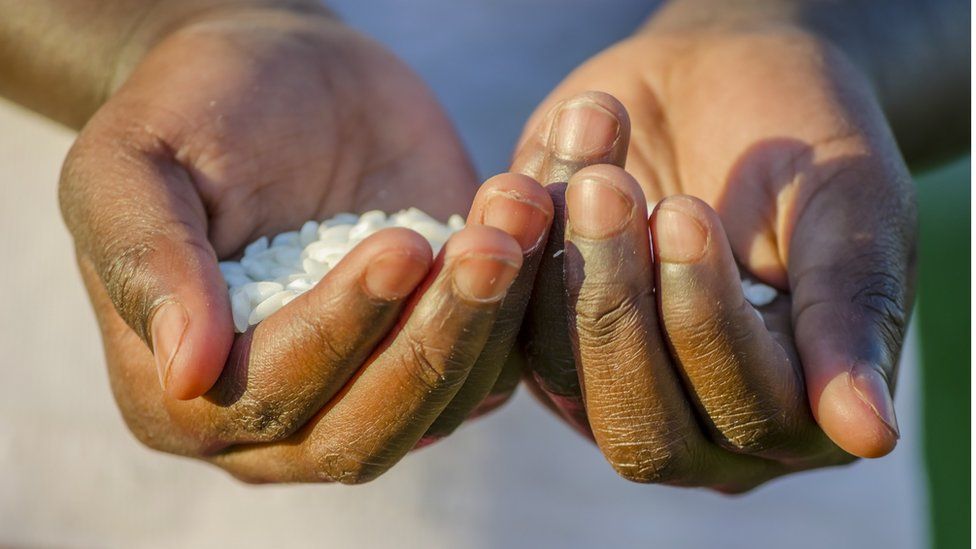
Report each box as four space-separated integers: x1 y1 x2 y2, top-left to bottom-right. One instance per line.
563 165 777 485
651 195 836 460
474 350 524 417
512 90 630 183
565 164 690 481
215 225 523 483
76 228 433 456
424 173 553 440
511 91 630 431
168 228 433 447
420 350 525 449
789 164 916 458
59 127 233 400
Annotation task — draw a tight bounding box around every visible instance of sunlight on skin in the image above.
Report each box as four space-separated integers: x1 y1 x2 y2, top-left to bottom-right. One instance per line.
818 372 899 459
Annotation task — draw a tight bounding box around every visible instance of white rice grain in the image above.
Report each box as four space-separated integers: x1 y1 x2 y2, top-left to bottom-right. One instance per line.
222 208 465 332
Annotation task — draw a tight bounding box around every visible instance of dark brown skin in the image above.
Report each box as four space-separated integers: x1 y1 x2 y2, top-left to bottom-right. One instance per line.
1 0 966 487
512 0 966 491
0 0 330 128
47 6 555 483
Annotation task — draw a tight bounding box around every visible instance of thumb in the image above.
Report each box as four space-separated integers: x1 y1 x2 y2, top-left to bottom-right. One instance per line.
60 125 233 400
788 152 917 458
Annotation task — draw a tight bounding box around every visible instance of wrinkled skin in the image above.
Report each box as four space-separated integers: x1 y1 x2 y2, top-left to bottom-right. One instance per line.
60 6 916 489
61 8 555 483
514 27 915 492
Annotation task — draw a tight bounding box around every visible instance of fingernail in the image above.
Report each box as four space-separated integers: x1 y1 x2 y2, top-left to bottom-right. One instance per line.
151 302 188 391
850 363 900 439
565 177 632 238
480 192 550 252
364 251 429 299
552 100 620 157
453 254 520 301
656 200 708 263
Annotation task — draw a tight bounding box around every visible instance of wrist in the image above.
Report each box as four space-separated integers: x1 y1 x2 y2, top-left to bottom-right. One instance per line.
640 0 878 79
108 1 334 99
639 0 969 166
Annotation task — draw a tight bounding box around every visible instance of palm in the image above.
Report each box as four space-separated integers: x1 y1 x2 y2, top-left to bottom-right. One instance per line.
518 28 913 480
124 14 477 260
68 10 484 415
66 11 540 478
529 30 900 328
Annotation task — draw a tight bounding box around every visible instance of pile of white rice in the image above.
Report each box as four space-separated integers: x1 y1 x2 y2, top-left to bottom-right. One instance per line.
220 209 463 332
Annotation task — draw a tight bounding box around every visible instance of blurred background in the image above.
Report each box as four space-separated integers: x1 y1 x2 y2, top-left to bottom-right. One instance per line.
915 157 970 549
0 1 969 547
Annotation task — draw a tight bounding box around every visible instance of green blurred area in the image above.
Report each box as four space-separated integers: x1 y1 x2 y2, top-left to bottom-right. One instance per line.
915 156 971 549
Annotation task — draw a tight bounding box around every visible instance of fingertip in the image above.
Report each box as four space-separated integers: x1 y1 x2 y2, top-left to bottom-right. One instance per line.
651 194 717 225
361 232 434 302
513 91 632 181
565 165 645 240
815 369 899 458
157 296 235 400
652 196 789 290
473 173 554 253
477 172 554 217
570 164 644 199
445 224 524 268
574 91 630 125
358 227 435 265
308 227 434 302
652 194 715 218
557 91 630 134
445 225 523 302
524 91 630 142
650 195 718 265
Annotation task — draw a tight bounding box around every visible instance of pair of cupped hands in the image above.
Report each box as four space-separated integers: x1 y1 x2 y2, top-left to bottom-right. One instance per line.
62 8 915 492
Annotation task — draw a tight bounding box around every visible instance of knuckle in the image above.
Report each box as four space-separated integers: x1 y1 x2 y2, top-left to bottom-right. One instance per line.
226 396 304 443
662 301 806 457
311 444 390 485
573 289 647 346
711 408 796 455
699 372 802 454
608 443 689 484
290 307 349 363
596 413 695 484
660 286 735 350
103 242 160 340
795 255 911 364
848 266 910 352
401 333 470 395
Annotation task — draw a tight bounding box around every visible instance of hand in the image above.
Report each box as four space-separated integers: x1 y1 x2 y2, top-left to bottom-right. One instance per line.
513 24 915 492
62 7 553 483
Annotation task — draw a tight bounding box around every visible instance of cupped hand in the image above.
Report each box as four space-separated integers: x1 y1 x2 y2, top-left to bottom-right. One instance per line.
513 25 915 491
62 7 553 483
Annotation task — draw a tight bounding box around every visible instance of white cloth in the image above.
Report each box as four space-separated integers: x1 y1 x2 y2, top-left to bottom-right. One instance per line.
0 1 926 547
